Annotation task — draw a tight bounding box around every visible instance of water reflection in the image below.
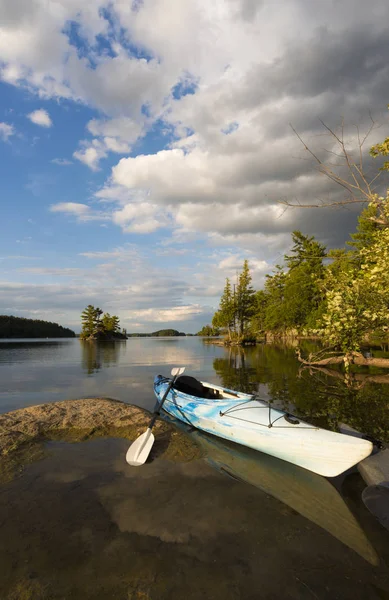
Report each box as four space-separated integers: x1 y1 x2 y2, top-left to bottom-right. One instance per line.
189 427 379 565
2 438 388 599
81 341 125 374
212 343 389 443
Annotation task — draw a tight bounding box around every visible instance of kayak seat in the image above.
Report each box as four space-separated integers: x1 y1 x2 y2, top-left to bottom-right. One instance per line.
173 375 221 399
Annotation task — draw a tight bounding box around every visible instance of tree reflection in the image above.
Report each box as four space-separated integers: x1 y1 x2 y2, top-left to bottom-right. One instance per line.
213 342 389 443
81 341 123 375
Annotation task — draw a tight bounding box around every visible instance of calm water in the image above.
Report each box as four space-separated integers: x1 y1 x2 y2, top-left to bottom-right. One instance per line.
0 338 389 599
1 337 388 442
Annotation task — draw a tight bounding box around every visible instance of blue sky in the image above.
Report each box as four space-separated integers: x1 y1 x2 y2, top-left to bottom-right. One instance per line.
1 0 388 332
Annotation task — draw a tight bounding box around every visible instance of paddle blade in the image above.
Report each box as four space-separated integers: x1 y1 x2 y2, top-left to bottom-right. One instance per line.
126 428 155 466
171 367 185 377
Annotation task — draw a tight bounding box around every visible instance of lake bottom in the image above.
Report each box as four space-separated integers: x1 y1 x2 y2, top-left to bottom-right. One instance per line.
0 437 389 599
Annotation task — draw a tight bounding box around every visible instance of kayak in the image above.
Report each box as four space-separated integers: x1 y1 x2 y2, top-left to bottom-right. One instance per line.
153 374 373 478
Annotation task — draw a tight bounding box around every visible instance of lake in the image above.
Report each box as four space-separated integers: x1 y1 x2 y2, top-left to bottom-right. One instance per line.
1 337 388 443
0 337 389 599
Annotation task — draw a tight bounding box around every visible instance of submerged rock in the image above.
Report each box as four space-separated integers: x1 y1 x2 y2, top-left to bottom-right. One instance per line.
0 398 202 481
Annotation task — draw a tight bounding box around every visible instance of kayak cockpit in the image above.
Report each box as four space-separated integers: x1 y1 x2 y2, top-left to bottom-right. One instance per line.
172 375 244 400
173 375 221 399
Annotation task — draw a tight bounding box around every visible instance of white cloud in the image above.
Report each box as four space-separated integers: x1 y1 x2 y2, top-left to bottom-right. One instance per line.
112 202 170 234
27 109 52 127
73 142 104 171
130 305 204 323
50 202 90 216
0 122 15 141
73 117 143 170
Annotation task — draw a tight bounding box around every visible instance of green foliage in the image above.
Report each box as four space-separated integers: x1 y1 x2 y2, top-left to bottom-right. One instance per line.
151 329 186 336
212 278 235 340
101 313 120 334
319 198 389 357
0 315 75 338
236 260 256 337
196 324 220 336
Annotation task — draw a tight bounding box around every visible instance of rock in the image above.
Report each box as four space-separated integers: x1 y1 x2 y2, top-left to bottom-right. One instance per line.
362 484 389 532
358 448 389 487
0 398 202 465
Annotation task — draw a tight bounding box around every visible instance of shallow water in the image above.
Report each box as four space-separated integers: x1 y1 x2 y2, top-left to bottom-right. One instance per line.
0 436 388 599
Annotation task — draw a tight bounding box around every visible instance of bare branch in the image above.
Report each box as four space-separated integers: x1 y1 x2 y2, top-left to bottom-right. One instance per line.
284 116 388 217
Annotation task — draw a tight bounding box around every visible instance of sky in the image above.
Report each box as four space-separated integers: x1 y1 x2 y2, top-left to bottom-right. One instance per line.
1 0 389 333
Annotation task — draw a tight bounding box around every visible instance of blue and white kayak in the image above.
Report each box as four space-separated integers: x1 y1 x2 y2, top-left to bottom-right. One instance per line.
154 374 373 478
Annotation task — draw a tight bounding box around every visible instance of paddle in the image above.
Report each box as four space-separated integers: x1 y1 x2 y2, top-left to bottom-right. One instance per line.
126 367 185 466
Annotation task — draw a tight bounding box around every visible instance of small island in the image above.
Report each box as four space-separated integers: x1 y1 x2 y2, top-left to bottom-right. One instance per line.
0 315 75 338
80 305 127 341
127 329 186 337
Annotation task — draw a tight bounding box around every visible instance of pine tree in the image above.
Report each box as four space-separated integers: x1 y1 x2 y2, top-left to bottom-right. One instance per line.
80 305 103 339
348 203 381 252
212 278 235 341
236 260 255 337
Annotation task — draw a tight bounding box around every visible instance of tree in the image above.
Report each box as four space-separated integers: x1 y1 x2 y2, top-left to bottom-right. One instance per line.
319 199 389 360
250 290 268 335
283 231 326 330
212 278 236 341
80 305 103 339
101 313 120 334
197 324 220 336
284 110 389 230
262 266 287 332
285 231 326 270
236 260 255 337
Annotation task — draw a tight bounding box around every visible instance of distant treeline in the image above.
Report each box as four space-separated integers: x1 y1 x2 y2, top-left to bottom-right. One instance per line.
0 315 76 338
127 329 187 337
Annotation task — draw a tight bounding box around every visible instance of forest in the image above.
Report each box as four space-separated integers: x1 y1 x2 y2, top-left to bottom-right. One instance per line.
0 315 75 338
204 119 389 369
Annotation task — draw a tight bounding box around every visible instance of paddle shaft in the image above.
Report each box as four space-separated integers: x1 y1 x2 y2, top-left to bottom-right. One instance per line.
149 374 178 428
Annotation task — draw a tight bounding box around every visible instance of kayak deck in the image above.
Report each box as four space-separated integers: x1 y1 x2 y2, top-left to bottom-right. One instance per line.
154 374 373 478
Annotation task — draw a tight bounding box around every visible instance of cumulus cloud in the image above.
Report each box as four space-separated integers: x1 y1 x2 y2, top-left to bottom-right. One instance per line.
73 141 105 171
112 202 170 234
0 122 15 141
74 117 143 169
27 109 52 127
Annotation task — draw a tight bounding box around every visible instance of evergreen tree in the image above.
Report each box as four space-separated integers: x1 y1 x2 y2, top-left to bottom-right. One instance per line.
212 278 235 341
236 260 255 337
81 305 101 338
101 313 120 333
80 305 107 339
282 232 326 331
285 230 326 270
348 203 381 253
263 266 287 332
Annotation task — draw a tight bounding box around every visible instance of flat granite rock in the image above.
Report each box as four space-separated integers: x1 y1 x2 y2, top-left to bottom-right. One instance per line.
0 398 201 465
